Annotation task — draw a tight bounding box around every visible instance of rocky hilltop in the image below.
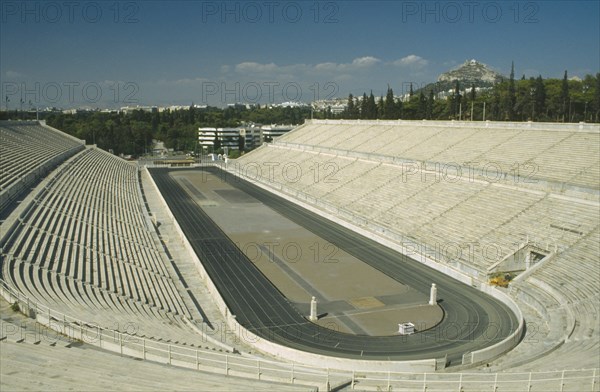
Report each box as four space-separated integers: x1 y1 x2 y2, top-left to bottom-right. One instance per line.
413 59 506 97
438 59 505 85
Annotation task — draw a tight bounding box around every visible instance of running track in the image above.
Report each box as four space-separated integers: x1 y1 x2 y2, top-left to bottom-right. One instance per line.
149 167 519 362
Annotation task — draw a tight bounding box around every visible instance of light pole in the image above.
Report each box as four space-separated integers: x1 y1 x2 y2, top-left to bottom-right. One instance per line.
482 102 486 121
569 98 573 122
28 100 39 121
530 87 535 121
583 84 589 122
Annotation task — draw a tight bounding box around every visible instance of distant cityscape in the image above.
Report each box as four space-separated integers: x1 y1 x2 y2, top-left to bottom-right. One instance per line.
3 59 597 130
0 61 492 113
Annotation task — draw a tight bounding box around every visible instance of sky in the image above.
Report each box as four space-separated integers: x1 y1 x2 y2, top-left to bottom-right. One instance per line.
1 0 599 108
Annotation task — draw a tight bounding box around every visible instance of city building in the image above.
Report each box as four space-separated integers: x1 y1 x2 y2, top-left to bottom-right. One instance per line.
239 125 262 150
198 127 241 152
260 124 295 143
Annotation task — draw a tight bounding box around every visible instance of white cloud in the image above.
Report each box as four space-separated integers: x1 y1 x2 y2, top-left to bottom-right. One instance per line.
392 55 429 68
314 62 338 72
232 56 381 76
235 62 279 73
152 77 210 86
314 56 381 72
174 77 210 85
351 56 381 68
333 74 353 81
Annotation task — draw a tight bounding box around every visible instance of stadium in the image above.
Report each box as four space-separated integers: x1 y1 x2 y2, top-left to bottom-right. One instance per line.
0 119 599 391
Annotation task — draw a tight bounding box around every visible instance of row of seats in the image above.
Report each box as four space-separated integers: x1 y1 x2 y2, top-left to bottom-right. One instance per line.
1 147 212 344
237 144 599 274
277 121 600 189
0 298 309 392
238 121 599 372
3 252 209 344
529 228 599 343
0 122 84 202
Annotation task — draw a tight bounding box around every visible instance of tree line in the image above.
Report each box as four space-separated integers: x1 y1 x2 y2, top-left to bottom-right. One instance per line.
0 105 310 156
338 71 599 123
1 72 597 156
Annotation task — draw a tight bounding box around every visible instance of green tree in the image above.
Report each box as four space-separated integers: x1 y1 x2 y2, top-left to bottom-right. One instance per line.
417 91 427 119
395 98 403 119
360 93 368 119
346 93 358 119
384 86 399 119
213 133 221 152
427 89 434 119
533 75 546 121
367 91 377 119
507 62 516 120
468 84 477 120
451 80 462 119
377 95 384 119
491 87 501 120
188 104 196 124
238 133 245 152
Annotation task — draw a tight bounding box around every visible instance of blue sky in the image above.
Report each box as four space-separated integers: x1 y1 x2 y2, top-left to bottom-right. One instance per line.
1 0 598 108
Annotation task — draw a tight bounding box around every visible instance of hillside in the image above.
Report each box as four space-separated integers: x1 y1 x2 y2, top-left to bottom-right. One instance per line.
418 59 505 95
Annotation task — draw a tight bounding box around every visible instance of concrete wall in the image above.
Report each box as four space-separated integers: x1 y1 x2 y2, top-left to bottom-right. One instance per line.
462 284 525 365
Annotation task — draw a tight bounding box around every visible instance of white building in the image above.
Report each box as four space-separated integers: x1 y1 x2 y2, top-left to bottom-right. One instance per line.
198 127 217 149
261 124 294 143
199 124 298 152
239 126 262 150
217 128 241 150
198 127 241 151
